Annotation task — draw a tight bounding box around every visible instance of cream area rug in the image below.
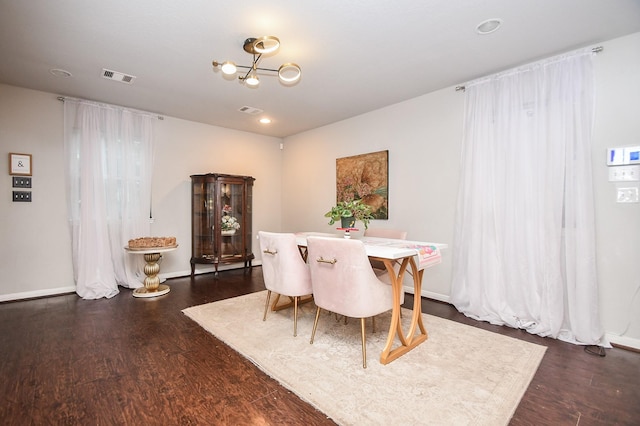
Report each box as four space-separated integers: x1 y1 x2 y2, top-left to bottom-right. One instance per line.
183 291 546 426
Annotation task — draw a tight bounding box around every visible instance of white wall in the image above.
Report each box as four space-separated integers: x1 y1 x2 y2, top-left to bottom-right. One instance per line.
281 32 640 349
0 84 283 300
592 33 640 349
0 85 73 298
281 88 463 300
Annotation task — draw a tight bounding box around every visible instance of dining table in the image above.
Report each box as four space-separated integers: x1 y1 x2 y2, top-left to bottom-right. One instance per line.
295 232 447 365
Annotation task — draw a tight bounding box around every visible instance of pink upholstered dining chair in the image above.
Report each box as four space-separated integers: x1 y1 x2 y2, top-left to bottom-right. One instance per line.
306 236 396 368
258 231 313 337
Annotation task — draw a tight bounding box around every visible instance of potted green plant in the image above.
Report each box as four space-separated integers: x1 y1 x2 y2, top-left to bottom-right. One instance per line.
324 199 374 229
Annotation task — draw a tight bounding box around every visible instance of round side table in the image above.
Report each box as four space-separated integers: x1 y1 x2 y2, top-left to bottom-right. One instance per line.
124 245 178 298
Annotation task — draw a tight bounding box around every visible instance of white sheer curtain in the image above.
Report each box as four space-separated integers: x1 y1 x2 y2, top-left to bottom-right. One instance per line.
63 99 155 299
451 49 607 346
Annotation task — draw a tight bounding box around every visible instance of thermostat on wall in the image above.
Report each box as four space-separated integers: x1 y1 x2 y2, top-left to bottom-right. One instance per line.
607 146 640 166
625 146 640 164
607 147 625 165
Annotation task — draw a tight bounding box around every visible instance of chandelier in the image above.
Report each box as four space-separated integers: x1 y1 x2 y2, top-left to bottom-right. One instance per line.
212 36 301 87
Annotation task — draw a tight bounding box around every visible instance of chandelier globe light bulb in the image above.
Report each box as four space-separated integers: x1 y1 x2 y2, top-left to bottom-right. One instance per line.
220 61 237 75
245 72 260 86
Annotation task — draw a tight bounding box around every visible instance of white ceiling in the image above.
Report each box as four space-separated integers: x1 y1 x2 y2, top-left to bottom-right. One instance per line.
1 0 640 138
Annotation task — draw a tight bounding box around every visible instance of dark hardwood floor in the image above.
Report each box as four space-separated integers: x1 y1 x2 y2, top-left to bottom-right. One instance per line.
1 267 638 425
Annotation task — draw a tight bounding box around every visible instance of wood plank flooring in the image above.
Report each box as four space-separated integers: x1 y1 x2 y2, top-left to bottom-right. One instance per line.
1 267 638 425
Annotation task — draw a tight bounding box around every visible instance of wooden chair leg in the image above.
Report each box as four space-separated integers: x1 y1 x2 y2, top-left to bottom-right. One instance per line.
263 290 272 321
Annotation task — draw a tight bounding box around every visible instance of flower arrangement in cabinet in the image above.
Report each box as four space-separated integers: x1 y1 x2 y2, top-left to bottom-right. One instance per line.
221 204 240 235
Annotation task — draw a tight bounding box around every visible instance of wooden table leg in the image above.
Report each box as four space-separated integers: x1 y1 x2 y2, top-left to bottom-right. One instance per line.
379 256 428 364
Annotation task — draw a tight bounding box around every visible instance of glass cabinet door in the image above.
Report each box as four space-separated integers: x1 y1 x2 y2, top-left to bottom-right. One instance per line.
191 178 216 261
219 181 244 259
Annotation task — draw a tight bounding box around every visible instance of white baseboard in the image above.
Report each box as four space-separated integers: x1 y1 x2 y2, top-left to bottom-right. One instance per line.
606 333 640 351
403 285 451 304
0 286 76 302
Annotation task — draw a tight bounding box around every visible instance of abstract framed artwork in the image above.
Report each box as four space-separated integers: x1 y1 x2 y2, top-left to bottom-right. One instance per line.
336 150 388 219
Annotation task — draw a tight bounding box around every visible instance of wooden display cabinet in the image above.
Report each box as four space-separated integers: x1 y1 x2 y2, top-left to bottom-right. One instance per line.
190 173 255 276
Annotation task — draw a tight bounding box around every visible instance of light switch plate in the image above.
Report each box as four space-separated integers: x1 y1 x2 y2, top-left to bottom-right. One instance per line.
609 165 640 182
12 191 32 202
12 176 32 188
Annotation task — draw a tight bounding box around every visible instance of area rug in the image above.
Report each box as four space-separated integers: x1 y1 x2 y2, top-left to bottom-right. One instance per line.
183 291 546 426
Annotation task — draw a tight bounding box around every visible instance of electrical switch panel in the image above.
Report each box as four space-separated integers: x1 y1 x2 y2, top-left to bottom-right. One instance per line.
608 165 640 182
12 191 32 202
12 176 32 188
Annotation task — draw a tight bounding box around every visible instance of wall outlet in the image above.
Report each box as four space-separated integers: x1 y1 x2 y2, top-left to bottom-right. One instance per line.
617 187 639 203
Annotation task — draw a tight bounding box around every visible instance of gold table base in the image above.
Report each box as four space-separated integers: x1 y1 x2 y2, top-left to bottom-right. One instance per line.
133 283 171 298
125 247 178 298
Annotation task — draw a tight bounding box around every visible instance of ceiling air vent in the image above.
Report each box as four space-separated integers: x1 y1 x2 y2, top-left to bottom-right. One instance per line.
237 106 263 115
101 68 136 84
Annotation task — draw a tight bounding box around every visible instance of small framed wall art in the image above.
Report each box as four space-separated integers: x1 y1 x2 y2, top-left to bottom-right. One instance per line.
9 153 32 176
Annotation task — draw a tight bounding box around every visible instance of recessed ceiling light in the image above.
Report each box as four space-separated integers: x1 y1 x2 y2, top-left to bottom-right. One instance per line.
476 18 502 35
259 118 272 124
49 68 72 78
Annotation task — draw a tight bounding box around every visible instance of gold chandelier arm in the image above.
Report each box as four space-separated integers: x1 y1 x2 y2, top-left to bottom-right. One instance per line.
239 69 252 81
239 54 261 85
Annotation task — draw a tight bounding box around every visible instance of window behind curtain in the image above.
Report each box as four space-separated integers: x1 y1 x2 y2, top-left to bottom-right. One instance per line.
63 99 155 299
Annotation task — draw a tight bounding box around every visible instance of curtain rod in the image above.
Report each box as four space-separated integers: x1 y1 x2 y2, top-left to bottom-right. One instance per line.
57 96 164 120
455 45 603 92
